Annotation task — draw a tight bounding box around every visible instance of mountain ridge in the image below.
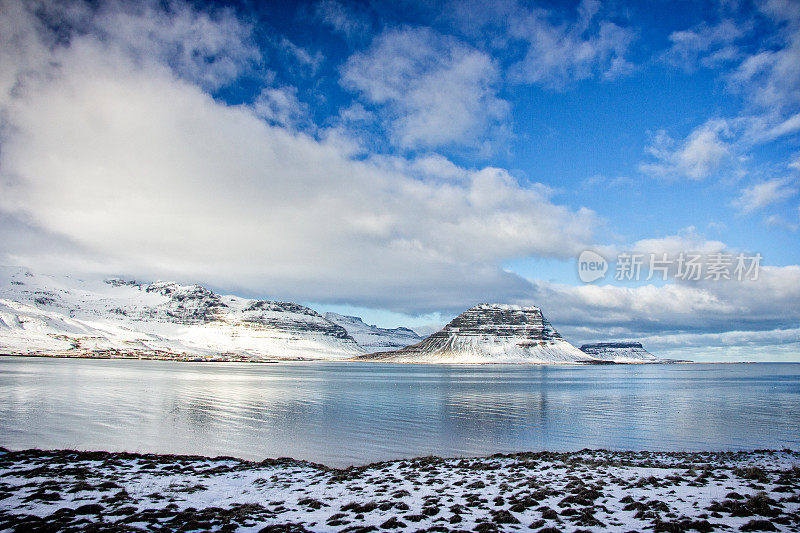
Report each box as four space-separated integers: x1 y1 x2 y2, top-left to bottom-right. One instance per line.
0 268 364 360
324 312 422 353
2 268 663 365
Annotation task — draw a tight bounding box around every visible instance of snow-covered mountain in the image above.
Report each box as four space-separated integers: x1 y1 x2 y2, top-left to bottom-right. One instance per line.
1 268 664 365
0 268 363 360
324 312 422 353
357 303 596 364
579 342 659 362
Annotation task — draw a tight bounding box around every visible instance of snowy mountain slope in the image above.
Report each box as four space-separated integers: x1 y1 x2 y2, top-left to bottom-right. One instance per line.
579 342 660 362
357 303 596 363
0 267 364 360
0 298 191 355
324 312 422 353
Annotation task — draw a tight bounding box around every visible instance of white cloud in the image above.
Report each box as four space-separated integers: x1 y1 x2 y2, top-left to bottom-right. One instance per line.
371 154 469 182
731 46 800 110
410 155 468 182
728 3 800 111
337 102 373 124
762 111 800 139
763 214 799 231
663 19 746 71
0 0 596 315
33 0 262 91
582 174 635 189
759 0 800 26
277 37 324 76
507 225 800 360
630 227 727 257
341 26 510 150
736 111 800 144
314 0 370 40
526 264 800 360
732 177 798 213
252 86 310 129
639 120 732 180
561 324 800 361
508 0 635 88
657 6 799 180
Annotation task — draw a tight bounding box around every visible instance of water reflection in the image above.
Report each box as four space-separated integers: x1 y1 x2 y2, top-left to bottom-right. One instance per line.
0 358 798 467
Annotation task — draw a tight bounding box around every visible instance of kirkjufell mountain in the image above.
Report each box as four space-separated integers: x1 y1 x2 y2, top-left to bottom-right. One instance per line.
357 303 595 364
580 342 659 362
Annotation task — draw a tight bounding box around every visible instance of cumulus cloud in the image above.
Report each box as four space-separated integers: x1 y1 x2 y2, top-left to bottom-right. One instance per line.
639 120 732 180
526 265 800 360
732 177 799 213
0 0 596 314
509 226 799 360
508 0 635 88
341 26 509 151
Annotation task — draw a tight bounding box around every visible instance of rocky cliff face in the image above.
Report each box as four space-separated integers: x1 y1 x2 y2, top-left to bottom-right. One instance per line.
324 312 422 353
358 304 593 363
579 342 658 362
0 268 363 360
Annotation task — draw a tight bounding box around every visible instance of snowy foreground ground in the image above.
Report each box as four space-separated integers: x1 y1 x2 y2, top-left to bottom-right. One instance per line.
1 449 799 532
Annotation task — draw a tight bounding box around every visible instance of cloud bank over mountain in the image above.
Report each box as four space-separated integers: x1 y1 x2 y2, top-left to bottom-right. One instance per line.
0 0 799 360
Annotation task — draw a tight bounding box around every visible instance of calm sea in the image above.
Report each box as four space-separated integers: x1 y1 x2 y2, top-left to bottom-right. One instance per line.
0 357 798 467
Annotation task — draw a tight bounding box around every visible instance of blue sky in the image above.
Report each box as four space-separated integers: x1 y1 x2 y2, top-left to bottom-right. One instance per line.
0 0 799 359
211 0 800 269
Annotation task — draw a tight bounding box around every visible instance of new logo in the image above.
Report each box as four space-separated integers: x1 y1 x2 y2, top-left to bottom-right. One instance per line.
578 250 608 283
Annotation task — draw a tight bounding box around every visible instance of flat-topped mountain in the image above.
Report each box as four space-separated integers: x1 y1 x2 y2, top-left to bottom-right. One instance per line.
357 303 595 364
580 342 658 362
0 268 363 360
324 312 422 353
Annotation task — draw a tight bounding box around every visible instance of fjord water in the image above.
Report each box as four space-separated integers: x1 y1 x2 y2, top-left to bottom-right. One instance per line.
0 357 798 467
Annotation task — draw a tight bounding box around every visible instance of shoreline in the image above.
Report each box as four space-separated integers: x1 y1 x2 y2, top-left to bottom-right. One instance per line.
0 352 283 363
1 352 725 365
1 448 798 532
